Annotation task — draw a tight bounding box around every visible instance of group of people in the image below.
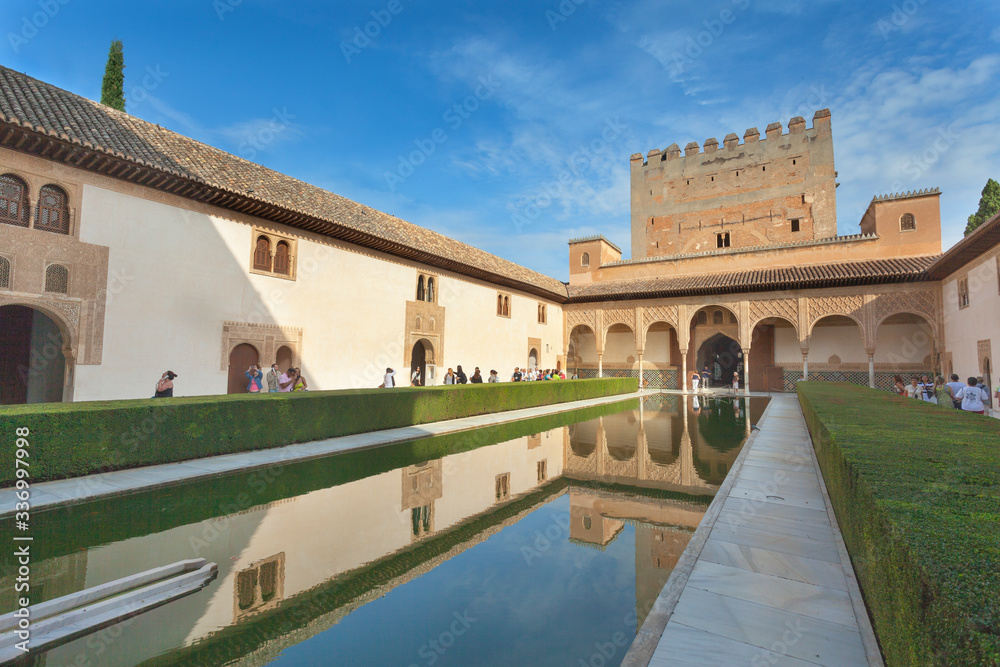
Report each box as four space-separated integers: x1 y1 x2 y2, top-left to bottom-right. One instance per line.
378 365 572 388
690 366 740 393
247 364 308 393
894 373 997 415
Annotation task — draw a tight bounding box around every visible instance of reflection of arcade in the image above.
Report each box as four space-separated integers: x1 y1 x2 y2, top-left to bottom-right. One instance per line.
564 395 761 493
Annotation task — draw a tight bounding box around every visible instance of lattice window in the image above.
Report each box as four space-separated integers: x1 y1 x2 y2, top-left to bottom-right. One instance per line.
253 236 271 271
581 252 590 267
713 310 724 325
958 277 970 309
900 213 916 231
697 311 708 325
0 174 30 228
791 218 800 232
273 241 290 275
35 184 70 234
0 256 9 289
44 264 68 294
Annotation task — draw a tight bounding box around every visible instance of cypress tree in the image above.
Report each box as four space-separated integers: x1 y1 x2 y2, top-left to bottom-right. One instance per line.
965 178 1000 235
100 39 126 112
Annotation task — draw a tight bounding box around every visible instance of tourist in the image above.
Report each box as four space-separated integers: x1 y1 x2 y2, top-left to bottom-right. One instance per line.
456 365 468 384
946 374 965 408
934 376 951 408
700 366 711 390
380 367 395 389
954 377 990 414
919 374 935 402
732 372 740 393
904 376 922 399
470 367 483 383
690 370 700 392
512 367 522 382
444 368 455 384
154 370 176 398
571 371 579 380
410 367 421 386
266 364 281 393
893 374 906 396
488 370 499 383
279 367 297 392
293 369 308 391
245 364 264 393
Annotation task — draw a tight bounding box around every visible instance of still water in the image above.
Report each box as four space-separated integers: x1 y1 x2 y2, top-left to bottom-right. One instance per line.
2 394 767 666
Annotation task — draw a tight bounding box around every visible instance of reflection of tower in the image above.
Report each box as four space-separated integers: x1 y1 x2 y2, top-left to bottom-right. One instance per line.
633 524 693 628
401 461 443 541
568 490 624 548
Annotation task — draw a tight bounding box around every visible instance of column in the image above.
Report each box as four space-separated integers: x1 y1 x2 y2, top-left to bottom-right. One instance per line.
802 351 809 381
868 352 876 389
637 352 643 390
681 349 688 393
742 348 750 395
598 353 603 379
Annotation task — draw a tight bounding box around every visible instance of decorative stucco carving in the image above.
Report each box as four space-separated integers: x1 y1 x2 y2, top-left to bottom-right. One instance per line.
643 305 679 332
221 321 303 371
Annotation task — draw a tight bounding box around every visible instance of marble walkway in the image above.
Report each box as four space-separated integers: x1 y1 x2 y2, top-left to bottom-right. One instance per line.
630 395 883 667
1 389 644 517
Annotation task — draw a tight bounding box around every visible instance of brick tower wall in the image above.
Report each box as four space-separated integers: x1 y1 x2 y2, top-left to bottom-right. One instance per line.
630 109 837 260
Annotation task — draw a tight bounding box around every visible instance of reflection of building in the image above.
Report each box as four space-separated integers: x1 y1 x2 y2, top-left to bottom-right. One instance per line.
564 395 751 492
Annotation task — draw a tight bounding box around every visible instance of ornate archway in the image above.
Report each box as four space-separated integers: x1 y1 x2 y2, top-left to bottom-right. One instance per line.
696 332 742 389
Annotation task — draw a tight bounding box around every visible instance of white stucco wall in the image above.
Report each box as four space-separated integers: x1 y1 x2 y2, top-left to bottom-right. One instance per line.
73 185 564 400
942 250 1000 379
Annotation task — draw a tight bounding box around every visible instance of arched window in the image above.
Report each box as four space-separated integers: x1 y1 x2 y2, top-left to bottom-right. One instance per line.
44 264 68 294
35 185 70 234
426 277 435 303
0 174 30 228
415 316 422 330
0 256 10 289
503 296 510 317
581 252 590 267
417 276 425 301
729 312 738 324
900 213 916 231
713 310 724 325
697 311 708 325
497 294 503 315
273 241 290 274
253 236 271 271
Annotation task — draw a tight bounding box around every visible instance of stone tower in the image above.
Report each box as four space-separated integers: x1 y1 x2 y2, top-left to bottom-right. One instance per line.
629 109 837 259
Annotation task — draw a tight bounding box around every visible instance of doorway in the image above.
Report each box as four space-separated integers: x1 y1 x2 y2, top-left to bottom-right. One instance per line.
228 343 260 394
0 305 67 404
696 333 741 389
411 340 427 386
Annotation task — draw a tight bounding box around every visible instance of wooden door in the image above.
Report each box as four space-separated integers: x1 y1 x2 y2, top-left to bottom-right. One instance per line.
228 343 259 394
0 305 33 404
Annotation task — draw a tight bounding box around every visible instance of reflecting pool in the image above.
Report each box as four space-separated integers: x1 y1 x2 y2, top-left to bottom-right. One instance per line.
1 394 768 666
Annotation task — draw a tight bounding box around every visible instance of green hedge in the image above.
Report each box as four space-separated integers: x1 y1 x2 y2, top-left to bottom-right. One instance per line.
0 378 636 486
797 382 1000 666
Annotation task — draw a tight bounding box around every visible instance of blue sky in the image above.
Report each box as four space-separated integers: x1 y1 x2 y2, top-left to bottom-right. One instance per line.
3 0 999 281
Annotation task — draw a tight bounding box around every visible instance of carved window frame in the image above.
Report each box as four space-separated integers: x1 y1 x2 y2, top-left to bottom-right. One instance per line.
0 254 11 290
899 212 916 232
417 272 438 303
249 228 297 281
537 303 547 324
497 292 511 318
958 276 970 310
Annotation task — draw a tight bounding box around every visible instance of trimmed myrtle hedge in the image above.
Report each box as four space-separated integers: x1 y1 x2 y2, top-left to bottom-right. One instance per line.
797 382 1000 666
0 378 636 486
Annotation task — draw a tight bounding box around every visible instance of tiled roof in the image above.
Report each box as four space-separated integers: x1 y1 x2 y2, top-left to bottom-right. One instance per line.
926 210 1000 279
567 256 937 302
567 235 622 253
0 66 568 299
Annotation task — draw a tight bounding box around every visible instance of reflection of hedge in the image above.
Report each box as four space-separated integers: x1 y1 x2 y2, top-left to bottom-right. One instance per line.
696 397 745 452
10 397 638 568
798 382 1000 666
0 378 636 486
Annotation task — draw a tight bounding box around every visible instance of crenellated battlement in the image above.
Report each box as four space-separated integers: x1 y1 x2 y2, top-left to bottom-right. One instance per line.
871 187 940 203
631 109 832 168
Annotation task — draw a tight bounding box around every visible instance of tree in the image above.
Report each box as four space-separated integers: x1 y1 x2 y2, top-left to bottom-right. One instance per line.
965 178 1000 236
100 39 126 112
